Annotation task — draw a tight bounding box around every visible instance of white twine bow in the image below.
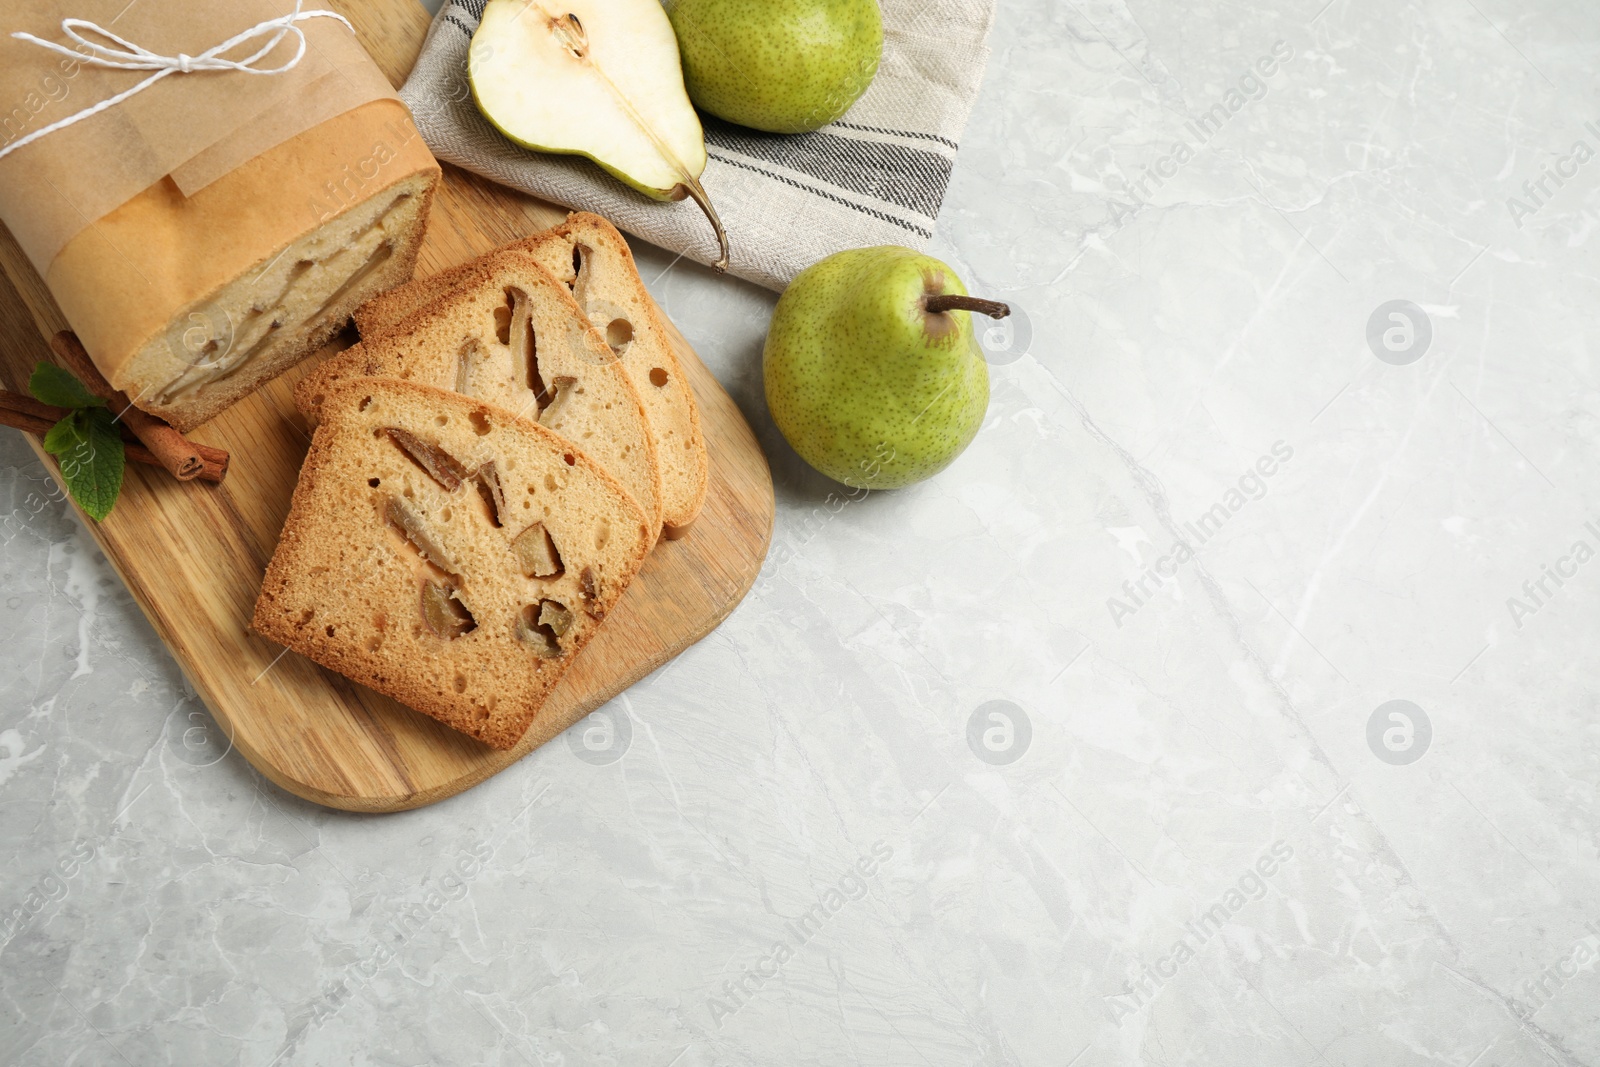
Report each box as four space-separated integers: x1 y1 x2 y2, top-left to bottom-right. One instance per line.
0 1 353 162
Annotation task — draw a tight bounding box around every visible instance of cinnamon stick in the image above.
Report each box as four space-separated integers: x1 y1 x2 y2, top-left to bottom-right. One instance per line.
0 405 56 438
2 388 228 478
0 390 226 483
49 331 206 481
181 438 229 479
0 390 68 424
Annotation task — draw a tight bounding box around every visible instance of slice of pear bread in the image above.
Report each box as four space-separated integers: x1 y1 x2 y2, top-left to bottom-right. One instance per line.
354 213 709 536
296 249 664 533
252 379 652 750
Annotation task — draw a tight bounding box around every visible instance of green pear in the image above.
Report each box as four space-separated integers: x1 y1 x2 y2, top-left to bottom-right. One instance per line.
470 0 729 269
667 0 883 135
764 247 1002 490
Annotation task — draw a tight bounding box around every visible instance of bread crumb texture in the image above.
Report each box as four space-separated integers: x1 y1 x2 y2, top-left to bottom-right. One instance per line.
252 379 651 750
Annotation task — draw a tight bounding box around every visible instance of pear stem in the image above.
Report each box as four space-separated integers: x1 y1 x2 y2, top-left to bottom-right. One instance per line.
924 294 1010 319
679 170 730 273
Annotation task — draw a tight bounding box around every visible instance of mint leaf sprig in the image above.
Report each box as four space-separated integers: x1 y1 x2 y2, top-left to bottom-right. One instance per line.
29 361 125 522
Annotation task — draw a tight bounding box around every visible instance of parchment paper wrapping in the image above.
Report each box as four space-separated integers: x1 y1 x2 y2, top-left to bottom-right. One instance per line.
0 0 399 276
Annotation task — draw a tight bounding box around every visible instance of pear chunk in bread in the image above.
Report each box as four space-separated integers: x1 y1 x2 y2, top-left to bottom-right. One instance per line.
298 249 663 532
354 213 708 536
252 379 652 750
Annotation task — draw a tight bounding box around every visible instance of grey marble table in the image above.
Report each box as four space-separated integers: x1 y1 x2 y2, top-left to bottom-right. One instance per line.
5 0 1600 1064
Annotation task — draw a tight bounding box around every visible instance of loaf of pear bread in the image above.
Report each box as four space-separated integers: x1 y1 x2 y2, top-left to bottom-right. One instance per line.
252 379 652 749
354 213 708 535
296 249 664 533
44 101 440 433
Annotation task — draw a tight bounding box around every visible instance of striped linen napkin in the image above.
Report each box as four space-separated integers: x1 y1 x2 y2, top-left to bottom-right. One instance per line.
400 0 997 291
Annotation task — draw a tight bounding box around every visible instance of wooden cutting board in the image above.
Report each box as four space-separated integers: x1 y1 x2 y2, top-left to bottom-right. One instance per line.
0 0 774 812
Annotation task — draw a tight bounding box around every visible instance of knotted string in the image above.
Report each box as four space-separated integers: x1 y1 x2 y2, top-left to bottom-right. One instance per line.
0 0 354 162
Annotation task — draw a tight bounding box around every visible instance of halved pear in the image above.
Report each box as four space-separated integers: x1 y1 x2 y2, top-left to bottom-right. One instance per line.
470 0 730 270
